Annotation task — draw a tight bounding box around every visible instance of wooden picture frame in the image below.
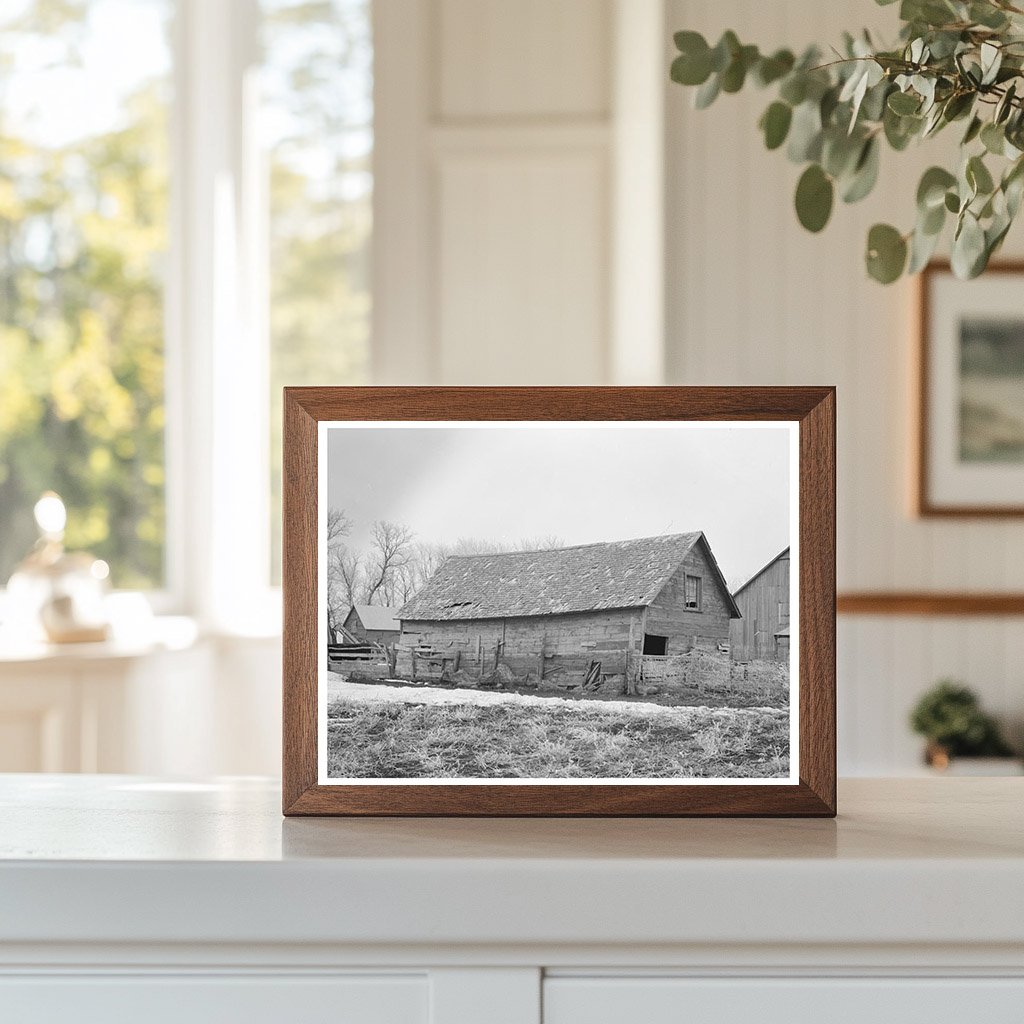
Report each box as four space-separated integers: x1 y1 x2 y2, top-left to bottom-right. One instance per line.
283 387 836 817
917 260 1024 517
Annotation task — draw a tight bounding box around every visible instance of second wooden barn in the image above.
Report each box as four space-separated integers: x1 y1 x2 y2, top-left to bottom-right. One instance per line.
342 604 401 646
729 547 791 662
396 533 740 688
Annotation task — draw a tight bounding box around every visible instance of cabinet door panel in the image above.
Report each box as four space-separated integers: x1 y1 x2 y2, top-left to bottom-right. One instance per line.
0 974 427 1024
544 977 1024 1024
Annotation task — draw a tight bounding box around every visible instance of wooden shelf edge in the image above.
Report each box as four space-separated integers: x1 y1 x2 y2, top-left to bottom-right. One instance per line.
838 592 1024 616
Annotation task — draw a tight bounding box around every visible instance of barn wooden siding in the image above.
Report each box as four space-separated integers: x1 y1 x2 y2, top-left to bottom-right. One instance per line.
730 551 791 663
645 550 735 650
395 556 734 689
359 626 400 646
398 608 637 684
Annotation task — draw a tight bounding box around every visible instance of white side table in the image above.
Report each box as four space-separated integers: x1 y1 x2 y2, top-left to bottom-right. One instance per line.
0 620 203 772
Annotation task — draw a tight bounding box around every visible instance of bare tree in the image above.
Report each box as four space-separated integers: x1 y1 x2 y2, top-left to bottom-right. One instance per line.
326 508 351 545
446 535 566 556
325 508 356 641
363 520 413 605
326 520 569 625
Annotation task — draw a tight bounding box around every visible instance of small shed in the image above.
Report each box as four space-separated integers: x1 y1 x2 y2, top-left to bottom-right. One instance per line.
342 604 401 646
729 547 791 662
397 533 741 684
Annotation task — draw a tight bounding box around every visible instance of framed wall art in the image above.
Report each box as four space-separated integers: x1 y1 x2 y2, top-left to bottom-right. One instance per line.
282 387 836 816
918 261 1024 517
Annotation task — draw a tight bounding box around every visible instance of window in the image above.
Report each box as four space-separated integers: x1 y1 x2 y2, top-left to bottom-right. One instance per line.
684 574 702 611
642 633 667 656
262 0 372 581
0 0 172 589
0 0 373 619
778 600 789 623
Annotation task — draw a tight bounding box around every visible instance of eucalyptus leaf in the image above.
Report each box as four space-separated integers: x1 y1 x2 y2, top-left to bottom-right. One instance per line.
861 79 892 122
980 42 1002 86
962 115 983 145
866 223 908 283
842 137 881 203
908 222 942 273
1004 158 1024 216
754 49 795 87
951 211 987 278
884 106 922 150
967 154 995 195
760 102 793 150
917 166 957 210
822 128 864 178
970 2 1009 29
888 90 921 115
787 101 823 162
779 73 807 106
942 92 974 122
694 73 721 109
921 201 946 235
996 82 1017 124
981 121 1006 155
671 52 711 87
721 44 759 92
710 31 740 73
795 164 834 232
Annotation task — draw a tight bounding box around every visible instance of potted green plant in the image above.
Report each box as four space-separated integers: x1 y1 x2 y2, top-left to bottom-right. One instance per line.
909 680 1019 772
670 0 1024 283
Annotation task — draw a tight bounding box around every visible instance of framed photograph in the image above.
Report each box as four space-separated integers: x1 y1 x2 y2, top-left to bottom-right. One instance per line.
918 261 1024 516
283 387 835 816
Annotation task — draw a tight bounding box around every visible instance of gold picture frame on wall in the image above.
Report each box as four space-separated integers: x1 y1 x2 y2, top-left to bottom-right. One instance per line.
917 261 1024 518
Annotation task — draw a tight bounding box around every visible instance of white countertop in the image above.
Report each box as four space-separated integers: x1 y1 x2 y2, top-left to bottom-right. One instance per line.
1 775 1022 952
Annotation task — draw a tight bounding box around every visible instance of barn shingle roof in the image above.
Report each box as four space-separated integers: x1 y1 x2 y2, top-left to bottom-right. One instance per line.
399 533 738 621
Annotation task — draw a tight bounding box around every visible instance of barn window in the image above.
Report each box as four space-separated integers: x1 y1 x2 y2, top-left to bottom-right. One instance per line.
684 575 702 610
643 634 668 656
778 601 789 622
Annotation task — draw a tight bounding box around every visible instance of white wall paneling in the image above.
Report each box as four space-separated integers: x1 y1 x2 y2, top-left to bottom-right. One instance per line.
374 0 665 385
665 0 1024 774
611 0 666 384
436 143 609 384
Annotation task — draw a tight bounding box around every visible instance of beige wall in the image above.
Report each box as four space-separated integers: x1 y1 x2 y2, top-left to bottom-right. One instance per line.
666 0 1024 771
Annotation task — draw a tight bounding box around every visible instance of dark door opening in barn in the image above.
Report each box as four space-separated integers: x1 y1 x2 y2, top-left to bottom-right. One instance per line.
643 634 668 656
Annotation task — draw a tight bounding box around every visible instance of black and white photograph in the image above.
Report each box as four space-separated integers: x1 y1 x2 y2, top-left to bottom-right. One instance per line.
317 421 798 784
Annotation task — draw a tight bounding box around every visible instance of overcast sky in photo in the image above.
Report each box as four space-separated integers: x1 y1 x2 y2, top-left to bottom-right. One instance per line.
326 424 793 587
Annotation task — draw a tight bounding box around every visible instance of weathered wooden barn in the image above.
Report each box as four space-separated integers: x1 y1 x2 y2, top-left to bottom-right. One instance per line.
342 604 401 646
729 547 791 663
396 533 740 688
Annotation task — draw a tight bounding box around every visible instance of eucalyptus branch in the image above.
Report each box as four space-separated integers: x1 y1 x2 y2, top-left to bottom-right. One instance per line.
670 0 1024 283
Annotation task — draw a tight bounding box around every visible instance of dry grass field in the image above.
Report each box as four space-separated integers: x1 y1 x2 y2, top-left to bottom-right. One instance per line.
326 696 790 780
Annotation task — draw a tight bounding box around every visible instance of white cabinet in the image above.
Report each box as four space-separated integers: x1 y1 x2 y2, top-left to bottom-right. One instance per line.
544 977 1024 1024
0 975 428 1024
1 777 1022 1024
